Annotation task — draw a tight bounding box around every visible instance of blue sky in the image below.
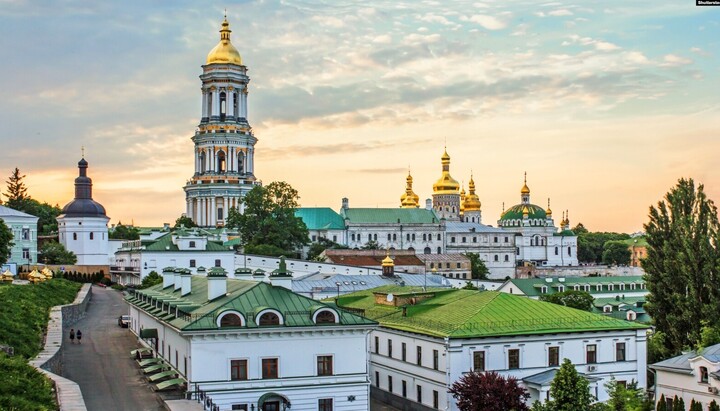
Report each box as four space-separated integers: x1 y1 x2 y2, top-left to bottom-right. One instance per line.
0 0 718 231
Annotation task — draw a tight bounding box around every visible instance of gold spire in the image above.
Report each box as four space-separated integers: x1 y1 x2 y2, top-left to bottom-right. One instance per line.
400 170 420 208
433 148 460 194
546 198 552 217
206 17 243 65
520 171 530 195
382 249 394 266
463 173 482 212
459 183 466 214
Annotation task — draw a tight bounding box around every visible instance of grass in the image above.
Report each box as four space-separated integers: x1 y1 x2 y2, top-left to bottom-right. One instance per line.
0 279 81 411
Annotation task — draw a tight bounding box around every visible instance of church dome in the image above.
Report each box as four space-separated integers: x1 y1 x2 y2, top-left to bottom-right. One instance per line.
499 204 547 223
463 175 481 212
400 172 420 208
432 149 460 194
206 18 243 65
60 158 108 218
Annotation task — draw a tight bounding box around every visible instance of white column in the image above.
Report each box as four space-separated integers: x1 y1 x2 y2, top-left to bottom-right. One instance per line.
211 197 217 226
228 146 234 172
241 91 248 119
197 198 203 226
212 90 220 118
201 92 208 118
223 197 229 221
227 91 235 118
206 148 212 172
248 148 253 174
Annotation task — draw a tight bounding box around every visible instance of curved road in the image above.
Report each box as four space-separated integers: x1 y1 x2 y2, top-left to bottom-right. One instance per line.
61 285 164 411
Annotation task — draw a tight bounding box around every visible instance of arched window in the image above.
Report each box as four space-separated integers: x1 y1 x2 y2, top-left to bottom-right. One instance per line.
424 247 431 254
259 312 281 326
314 309 338 324
437 234 441 241
237 152 244 174
393 234 397 241
555 247 559 255
568 247 572 256
219 313 243 327
411 234 415 241
423 234 427 241
73 233 77 241
219 91 227 120
494 255 499 262
199 151 206 172
700 366 709 383
217 150 226 173
408 247 415 252
90 232 94 240
233 91 239 117
437 247 442 254
504 255 509 262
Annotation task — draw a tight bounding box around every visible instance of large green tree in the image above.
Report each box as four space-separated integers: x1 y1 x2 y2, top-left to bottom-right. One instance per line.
2 169 62 235
226 181 308 256
573 223 630 264
539 290 593 312
602 240 631 266
174 215 197 228
139 271 162 289
0 219 14 265
449 371 530 411
38 241 77 264
644 178 720 354
3 168 29 210
547 359 593 411
109 222 140 240
465 252 489 280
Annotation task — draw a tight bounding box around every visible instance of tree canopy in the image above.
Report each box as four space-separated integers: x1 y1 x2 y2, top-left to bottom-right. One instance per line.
3 168 29 209
38 241 77 265
644 178 720 354
601 240 631 266
174 215 197 229
139 271 162 289
225 181 308 256
573 224 630 264
0 219 14 265
2 169 62 235
548 359 593 411
109 222 140 240
465 252 489 280
539 290 593 312
449 370 530 411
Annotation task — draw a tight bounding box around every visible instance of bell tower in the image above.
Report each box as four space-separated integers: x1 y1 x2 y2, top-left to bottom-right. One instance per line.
184 17 259 227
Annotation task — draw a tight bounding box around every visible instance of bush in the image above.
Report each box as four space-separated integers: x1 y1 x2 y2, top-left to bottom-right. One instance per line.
111 284 125 291
0 354 57 410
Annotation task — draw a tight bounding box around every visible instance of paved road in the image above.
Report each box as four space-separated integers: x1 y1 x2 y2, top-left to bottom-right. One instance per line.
61 285 164 411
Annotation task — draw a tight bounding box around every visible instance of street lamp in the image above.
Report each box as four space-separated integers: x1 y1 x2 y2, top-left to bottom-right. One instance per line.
335 281 341 298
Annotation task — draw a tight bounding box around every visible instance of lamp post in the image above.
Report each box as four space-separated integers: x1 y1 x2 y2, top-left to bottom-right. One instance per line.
335 281 341 298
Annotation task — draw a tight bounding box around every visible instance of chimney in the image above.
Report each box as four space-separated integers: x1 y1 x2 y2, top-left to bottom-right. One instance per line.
234 267 253 280
341 197 349 210
181 269 192 296
196 266 207 276
173 268 182 291
269 256 293 290
207 267 228 300
162 267 174 288
253 269 266 282
425 198 432 210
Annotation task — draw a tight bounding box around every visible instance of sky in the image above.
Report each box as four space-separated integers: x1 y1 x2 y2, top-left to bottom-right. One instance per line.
0 0 718 233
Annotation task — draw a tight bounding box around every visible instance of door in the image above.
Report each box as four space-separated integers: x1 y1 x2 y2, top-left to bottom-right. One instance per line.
263 402 280 411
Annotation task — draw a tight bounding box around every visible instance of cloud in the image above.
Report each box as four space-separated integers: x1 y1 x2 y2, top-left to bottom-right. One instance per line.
463 14 507 30
549 9 573 16
661 54 693 66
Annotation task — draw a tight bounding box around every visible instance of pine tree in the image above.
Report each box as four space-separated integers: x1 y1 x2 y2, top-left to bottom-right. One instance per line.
657 394 667 411
672 395 684 411
547 359 593 411
3 168 29 209
689 399 702 411
709 400 720 411
644 178 720 353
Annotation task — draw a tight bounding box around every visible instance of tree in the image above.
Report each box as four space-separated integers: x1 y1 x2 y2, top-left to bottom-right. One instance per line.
139 271 162 289
465 252 489 280
3 168 29 210
709 400 720 411
0 219 14 265
689 399 702 411
672 396 684 411
644 178 720 354
307 237 347 261
38 241 77 264
361 240 380 250
602 240 631 266
539 290 594 312
547 359 593 411
657 394 667 411
109 222 140 240
22 199 61 235
448 370 530 411
605 379 644 411
174 215 197 228
226 181 308 255
573 223 630 264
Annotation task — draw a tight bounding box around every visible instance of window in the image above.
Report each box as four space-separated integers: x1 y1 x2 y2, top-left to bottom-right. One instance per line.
508 349 520 369
230 359 247 380
375 371 380 387
401 342 407 361
232 405 248 411
388 233 392 241
505 236 509 242
417 346 422 366
393 234 397 241
446 263 450 268
311 235 317 241
315 310 336 324
407 233 410 241
555 247 559 255
417 385 422 403
462 236 466 243
22 248 30 259
21 228 29 240
451 237 455 243
504 255 509 262
89 232 94 240
540 286 548 294
616 343 626 362
700 366 709 383
473 351 485 371
437 234 441 241
259 312 280 326
437 247 442 254
220 313 243 327
214 259 221 267
568 247 572 256
351 233 355 241
262 358 278 379
548 346 559 367
402 380 407 397
388 339 393 357
317 355 333 376
375 336 379 354
73 233 77 240
586 345 597 364
433 391 439 409
456 262 461 268
494 255 499 262
433 350 439 370
189 241 196 248
333 235 337 242
494 236 498 243
318 398 333 411
189 259 196 268
412 234 416 241
388 375 393 392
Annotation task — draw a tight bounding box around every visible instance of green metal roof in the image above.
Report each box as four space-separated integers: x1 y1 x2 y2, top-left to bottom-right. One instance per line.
142 232 229 252
340 208 441 224
505 276 646 297
554 229 576 236
336 286 646 339
500 203 547 221
128 277 376 331
295 208 345 230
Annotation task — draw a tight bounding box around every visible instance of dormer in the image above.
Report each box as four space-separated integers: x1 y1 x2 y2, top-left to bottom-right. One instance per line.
172 230 208 251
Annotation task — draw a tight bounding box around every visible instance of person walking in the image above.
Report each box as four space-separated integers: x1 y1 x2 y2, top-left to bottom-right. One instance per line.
76 329 82 344
69 328 75 344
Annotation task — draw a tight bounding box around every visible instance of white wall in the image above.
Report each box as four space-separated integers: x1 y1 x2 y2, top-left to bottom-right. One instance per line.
58 216 109 265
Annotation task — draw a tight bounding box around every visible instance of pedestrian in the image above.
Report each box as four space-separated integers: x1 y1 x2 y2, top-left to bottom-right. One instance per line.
76 329 82 344
69 328 75 344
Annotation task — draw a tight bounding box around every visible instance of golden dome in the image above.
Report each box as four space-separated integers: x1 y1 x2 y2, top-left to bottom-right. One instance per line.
206 18 243 65
521 172 530 195
433 149 460 194
400 171 420 208
459 185 466 213
522 205 530 217
382 251 394 266
546 198 552 217
464 175 482 212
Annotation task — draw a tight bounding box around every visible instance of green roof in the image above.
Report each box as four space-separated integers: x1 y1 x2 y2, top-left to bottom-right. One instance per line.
554 229 576 236
128 277 376 331
295 208 345 230
340 208 440 224
335 286 646 339
505 276 646 297
142 232 230 252
500 203 547 221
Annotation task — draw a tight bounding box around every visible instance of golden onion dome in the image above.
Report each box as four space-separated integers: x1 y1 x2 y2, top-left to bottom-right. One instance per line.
464 175 482 212
546 198 553 217
382 252 394 266
206 18 243 65
520 171 530 194
433 149 460 194
400 171 420 208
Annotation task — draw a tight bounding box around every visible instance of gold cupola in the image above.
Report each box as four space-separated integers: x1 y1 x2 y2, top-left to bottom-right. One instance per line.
520 172 530 195
464 174 482 212
206 17 243 65
546 198 553 217
459 184 466 214
432 148 460 194
400 171 420 208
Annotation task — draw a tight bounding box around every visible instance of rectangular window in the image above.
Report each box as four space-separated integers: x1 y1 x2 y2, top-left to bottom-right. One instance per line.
616 343 626 362
311 235 317 241
433 391 439 409
433 349 439 370
230 359 247 381
451 237 455 243
504 236 509 242
388 339 393 357
417 346 422 366
494 236 498 243
456 262 461 268
333 235 337 242
189 259 196 268
375 371 380 387
262 358 278 379
375 336 379 354
417 385 422 403
388 375 393 392
402 380 407 398
189 240 196 248
317 355 333 376
318 398 333 411
214 259 221 267
231 405 248 411
508 349 520 369
22 228 29 240
22 248 30 259
473 351 485 372
402 342 407 361
217 207 224 220
548 346 559 367
586 345 597 364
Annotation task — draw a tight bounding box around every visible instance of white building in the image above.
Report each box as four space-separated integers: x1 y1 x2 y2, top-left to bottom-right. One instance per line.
112 228 235 284
57 158 110 265
650 343 720 409
444 221 517 279
0 205 39 266
338 286 648 410
498 276 648 300
184 17 260 227
126 267 376 410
